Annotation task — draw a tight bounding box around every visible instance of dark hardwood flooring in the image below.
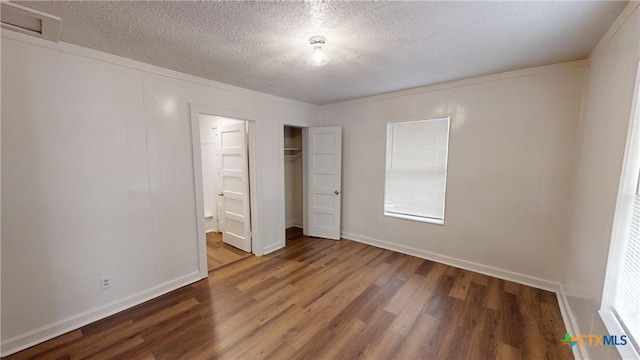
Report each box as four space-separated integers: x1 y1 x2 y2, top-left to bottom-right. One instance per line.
4 229 573 359
207 231 251 271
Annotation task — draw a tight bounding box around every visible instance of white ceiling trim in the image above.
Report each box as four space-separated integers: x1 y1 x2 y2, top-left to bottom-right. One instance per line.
320 59 589 110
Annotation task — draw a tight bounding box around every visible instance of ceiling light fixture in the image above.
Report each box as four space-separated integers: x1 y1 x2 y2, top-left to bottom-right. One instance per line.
309 35 329 67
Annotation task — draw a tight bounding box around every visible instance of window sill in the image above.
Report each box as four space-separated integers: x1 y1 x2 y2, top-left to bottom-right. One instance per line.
384 211 444 225
599 309 640 360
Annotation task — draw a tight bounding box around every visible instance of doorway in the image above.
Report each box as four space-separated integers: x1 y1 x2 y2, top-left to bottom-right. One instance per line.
284 126 304 243
197 114 253 272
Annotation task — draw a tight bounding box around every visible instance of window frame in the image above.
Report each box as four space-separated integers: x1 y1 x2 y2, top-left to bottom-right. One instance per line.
599 62 640 360
383 116 451 225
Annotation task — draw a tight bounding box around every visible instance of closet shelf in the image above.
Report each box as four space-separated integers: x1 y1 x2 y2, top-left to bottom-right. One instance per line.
284 147 301 161
285 154 302 161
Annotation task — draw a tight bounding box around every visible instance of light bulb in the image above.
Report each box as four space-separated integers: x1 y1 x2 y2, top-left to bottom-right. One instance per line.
309 46 328 66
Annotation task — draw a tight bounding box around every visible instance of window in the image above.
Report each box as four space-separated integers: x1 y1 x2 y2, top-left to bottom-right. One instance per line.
600 63 640 359
384 117 450 224
613 169 640 345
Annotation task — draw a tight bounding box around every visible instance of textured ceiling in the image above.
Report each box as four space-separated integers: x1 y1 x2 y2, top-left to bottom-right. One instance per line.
13 1 627 105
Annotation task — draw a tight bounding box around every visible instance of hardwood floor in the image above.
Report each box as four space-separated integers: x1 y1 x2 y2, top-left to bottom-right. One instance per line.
207 231 251 271
5 230 573 360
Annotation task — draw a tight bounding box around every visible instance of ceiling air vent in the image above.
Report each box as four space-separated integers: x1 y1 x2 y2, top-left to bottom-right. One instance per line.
1 2 60 42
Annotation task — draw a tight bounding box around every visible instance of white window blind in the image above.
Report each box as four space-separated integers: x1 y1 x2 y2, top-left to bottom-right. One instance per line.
613 169 640 348
384 117 450 224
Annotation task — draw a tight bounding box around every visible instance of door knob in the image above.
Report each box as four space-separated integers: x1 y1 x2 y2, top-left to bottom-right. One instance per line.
334 190 340 195
218 191 224 196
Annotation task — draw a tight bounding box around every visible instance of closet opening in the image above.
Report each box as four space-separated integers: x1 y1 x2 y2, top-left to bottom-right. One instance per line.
284 125 304 243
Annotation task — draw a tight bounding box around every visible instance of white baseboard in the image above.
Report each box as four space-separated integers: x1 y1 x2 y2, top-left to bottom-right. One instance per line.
341 232 559 292
204 217 217 233
555 283 586 360
341 231 582 358
263 241 285 255
286 221 303 229
1 271 202 357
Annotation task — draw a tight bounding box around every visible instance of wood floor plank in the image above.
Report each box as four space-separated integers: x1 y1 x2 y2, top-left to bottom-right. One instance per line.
497 342 523 360
83 334 145 360
390 255 425 282
214 304 307 360
503 279 520 294
69 298 199 359
150 319 219 360
423 295 467 358
291 266 353 308
128 351 157 360
541 302 574 360
326 283 381 334
459 283 494 359
200 285 298 356
263 341 298 360
394 312 438 359
139 306 203 342
335 310 396 359
389 264 446 335
414 258 436 277
474 308 501 359
3 330 83 360
371 254 408 286
422 268 455 317
360 327 405 359
331 316 374 359
472 272 491 286
5 230 574 360
500 291 525 349
484 277 504 311
356 278 405 323
298 317 368 360
287 262 393 350
449 267 475 300
385 273 425 315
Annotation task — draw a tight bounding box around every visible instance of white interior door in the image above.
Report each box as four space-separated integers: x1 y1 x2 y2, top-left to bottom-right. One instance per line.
304 127 342 240
215 122 251 252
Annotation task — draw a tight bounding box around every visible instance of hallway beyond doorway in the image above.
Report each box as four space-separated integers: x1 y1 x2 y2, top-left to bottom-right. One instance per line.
207 232 251 271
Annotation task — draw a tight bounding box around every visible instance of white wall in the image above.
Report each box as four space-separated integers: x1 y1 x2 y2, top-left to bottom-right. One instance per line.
284 126 303 228
561 5 640 359
319 61 586 287
0 31 316 355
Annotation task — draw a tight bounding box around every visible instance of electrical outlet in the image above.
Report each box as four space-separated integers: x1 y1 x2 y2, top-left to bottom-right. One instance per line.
100 277 111 290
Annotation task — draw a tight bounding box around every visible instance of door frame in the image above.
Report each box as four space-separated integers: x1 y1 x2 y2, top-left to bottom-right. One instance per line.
190 104 259 278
